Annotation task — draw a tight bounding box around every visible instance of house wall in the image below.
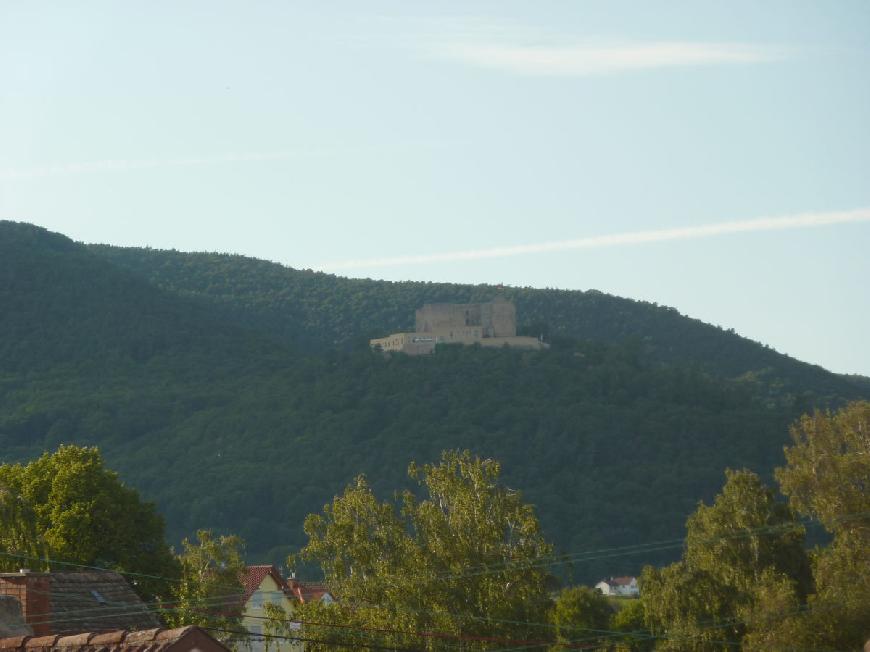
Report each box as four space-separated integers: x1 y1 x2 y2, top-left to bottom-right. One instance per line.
594 580 639 597
0 596 32 637
241 576 300 652
0 574 50 636
594 581 612 596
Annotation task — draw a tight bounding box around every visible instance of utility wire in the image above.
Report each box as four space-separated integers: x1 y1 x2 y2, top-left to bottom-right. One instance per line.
204 625 427 652
3 510 860 593
4 510 867 651
7 574 856 652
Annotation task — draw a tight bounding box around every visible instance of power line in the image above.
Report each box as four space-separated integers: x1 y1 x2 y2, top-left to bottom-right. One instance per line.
204 625 427 652
0 549 183 585
4 511 867 652
4 510 860 593
6 568 858 652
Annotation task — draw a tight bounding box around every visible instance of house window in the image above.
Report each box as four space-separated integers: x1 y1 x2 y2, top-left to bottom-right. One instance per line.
251 591 263 608
90 590 107 605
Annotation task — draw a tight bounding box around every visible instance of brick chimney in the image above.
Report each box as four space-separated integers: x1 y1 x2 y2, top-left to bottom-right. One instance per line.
0 570 52 636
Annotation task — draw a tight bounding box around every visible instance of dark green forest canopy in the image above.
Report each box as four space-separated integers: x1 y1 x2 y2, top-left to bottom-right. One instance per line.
2 221 868 582
87 238 869 400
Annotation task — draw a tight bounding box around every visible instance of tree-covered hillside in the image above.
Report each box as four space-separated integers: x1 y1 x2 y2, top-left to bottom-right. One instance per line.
2 221 868 583
0 222 282 373
89 242 869 402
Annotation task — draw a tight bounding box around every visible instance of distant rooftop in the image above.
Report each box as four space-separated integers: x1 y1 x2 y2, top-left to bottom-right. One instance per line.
0 625 228 652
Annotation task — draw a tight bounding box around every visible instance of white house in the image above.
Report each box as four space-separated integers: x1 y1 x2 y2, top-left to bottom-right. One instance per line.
241 565 301 652
240 565 335 652
594 576 639 597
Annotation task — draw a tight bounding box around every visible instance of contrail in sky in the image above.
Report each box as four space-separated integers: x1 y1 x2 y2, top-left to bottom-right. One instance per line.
439 41 783 77
319 208 870 271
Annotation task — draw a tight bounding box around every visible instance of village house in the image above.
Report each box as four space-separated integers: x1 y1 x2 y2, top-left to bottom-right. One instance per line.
594 576 639 597
284 579 333 608
241 566 298 652
0 570 159 637
240 566 333 652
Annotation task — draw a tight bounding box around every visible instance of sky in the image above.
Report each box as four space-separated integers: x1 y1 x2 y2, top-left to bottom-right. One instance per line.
1 1 869 375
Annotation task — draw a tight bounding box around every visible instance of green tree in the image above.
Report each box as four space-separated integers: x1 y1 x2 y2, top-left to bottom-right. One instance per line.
166 529 246 635
608 599 654 652
641 469 809 650
0 481 44 571
768 401 870 649
0 445 178 600
684 469 811 598
776 401 870 539
799 534 870 648
737 569 814 652
641 563 739 651
288 450 555 651
549 586 612 650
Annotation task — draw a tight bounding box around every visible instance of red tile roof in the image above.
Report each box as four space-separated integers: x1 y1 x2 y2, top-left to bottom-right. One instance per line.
240 566 333 606
285 581 331 604
240 566 287 606
0 626 228 652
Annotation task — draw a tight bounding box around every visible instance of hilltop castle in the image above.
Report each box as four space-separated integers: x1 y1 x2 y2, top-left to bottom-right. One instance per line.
370 299 547 355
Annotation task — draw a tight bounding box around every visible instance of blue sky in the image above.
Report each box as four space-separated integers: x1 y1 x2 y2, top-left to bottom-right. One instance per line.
2 1 868 375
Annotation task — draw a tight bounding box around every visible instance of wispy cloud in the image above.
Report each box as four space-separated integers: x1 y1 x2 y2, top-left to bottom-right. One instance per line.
354 16 785 76
318 208 870 271
437 40 784 76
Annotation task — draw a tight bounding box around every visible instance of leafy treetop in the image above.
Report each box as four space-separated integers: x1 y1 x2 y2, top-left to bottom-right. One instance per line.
0 445 179 601
289 450 555 651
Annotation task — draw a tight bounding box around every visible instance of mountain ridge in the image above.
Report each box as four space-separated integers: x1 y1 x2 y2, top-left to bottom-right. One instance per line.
87 240 868 396
2 220 868 582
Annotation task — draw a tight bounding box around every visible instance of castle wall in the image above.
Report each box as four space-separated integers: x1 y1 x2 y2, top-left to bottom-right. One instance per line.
477 336 545 350
415 300 515 337
369 332 436 355
372 300 540 356
479 300 516 337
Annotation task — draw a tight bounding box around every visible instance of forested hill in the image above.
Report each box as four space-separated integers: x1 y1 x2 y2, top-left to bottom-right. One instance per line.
2 221 869 583
0 221 285 372
89 242 868 402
